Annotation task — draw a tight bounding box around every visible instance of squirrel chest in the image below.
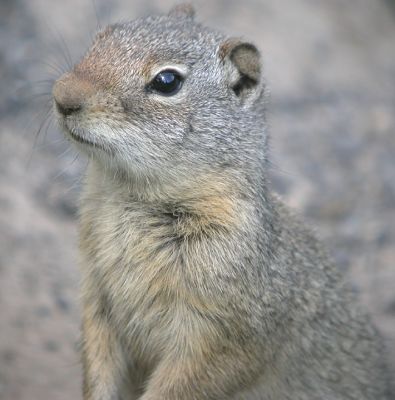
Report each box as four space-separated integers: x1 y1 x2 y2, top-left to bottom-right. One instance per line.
78 177 242 367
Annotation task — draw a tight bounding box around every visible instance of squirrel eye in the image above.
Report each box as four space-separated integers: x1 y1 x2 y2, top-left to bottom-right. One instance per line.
149 70 183 96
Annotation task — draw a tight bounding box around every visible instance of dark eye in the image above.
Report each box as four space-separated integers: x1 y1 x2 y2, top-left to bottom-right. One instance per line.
149 70 183 96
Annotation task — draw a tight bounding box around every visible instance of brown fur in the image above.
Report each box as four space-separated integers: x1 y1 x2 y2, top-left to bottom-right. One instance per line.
218 38 242 61
78 161 257 399
52 4 393 399
81 305 126 400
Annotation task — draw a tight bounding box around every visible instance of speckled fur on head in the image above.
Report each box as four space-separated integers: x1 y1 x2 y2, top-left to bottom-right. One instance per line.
53 5 267 201
52 4 393 400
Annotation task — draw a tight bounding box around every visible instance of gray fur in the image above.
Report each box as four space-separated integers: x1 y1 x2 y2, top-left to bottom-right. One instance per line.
52 5 393 400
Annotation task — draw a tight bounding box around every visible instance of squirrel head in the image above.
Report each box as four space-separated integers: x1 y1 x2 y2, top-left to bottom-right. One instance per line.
53 4 267 189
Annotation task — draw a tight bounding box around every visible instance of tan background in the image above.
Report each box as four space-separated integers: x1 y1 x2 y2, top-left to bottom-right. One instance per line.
0 0 394 398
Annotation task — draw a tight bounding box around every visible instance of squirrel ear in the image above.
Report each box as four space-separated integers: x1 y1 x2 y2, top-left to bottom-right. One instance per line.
168 3 195 19
219 39 261 101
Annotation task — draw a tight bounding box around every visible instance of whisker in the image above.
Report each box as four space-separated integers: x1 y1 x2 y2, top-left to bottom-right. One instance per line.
32 136 68 151
52 151 80 182
19 92 53 103
64 175 85 196
32 79 56 85
52 25 74 71
91 0 102 31
23 103 52 138
35 58 67 77
25 107 53 167
42 114 56 142
57 145 75 160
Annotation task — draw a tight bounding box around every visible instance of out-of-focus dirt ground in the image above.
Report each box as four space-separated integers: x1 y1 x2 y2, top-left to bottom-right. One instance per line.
0 0 394 398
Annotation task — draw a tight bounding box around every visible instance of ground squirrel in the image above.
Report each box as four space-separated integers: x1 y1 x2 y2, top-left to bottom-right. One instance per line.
52 4 393 399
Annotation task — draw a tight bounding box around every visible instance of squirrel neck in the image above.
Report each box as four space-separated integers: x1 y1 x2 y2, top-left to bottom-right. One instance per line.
82 159 272 237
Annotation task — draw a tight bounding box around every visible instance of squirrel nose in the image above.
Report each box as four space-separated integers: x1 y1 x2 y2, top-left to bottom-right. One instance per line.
53 72 94 116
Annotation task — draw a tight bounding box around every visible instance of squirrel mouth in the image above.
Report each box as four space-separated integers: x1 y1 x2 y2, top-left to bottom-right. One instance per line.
62 122 104 150
63 125 106 152
67 129 95 146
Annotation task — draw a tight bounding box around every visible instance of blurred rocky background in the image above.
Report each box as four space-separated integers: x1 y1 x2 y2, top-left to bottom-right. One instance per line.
0 0 394 399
